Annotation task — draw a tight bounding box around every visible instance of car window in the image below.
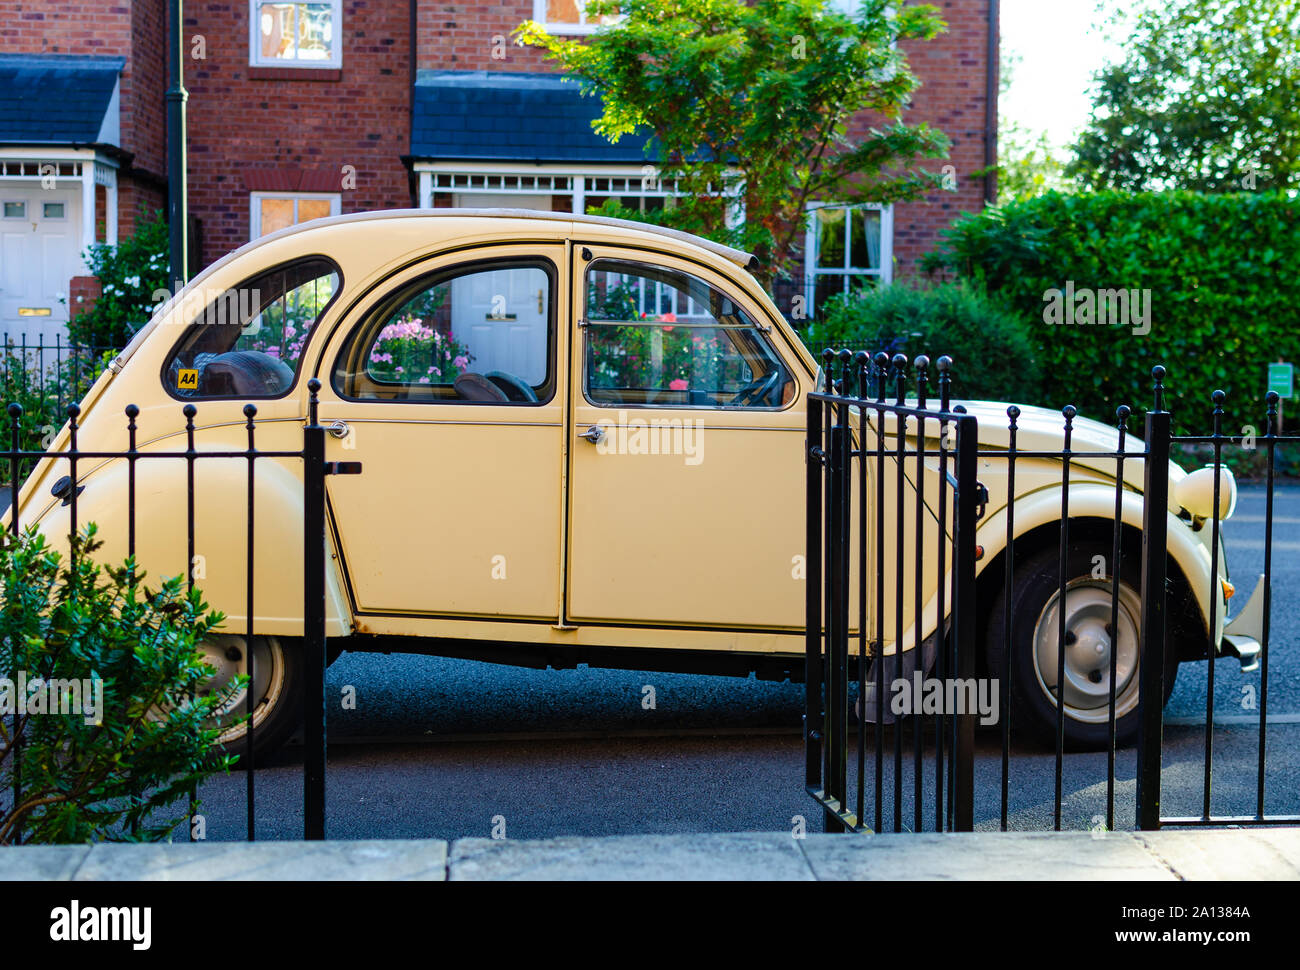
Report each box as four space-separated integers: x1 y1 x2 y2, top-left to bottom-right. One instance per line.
333 260 555 404
584 259 793 409
165 257 340 398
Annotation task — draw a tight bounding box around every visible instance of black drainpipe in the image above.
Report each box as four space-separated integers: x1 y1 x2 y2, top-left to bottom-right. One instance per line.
409 0 418 205
167 0 188 291
983 0 1000 206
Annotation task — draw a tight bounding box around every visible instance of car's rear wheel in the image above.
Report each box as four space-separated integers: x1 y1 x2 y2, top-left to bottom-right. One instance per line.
197 634 303 766
988 545 1178 750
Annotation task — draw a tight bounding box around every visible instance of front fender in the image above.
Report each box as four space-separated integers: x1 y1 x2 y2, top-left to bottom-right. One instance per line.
973 482 1223 650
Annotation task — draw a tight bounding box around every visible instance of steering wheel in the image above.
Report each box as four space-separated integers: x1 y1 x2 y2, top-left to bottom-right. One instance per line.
727 369 782 407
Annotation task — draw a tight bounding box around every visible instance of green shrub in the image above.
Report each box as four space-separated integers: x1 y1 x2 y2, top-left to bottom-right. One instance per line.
925 190 1300 434
68 211 169 347
0 526 237 844
799 281 1044 402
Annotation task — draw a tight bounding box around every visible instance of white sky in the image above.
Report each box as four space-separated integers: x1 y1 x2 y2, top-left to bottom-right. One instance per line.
999 0 1129 150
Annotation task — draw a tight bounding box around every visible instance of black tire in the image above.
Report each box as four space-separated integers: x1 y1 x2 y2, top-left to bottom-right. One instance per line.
199 634 304 767
987 543 1178 751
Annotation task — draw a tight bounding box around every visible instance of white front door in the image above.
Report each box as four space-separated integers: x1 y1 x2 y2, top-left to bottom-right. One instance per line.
0 185 82 343
450 266 549 382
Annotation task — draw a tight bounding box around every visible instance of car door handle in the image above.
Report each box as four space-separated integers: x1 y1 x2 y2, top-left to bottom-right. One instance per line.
577 425 604 444
325 419 351 440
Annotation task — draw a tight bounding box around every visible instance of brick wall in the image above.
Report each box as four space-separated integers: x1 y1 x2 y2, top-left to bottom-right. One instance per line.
127 0 167 178
182 1 413 266
417 0 553 72
4 0 992 278
888 0 996 279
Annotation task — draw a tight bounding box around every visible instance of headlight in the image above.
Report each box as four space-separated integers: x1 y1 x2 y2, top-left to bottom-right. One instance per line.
1174 466 1237 521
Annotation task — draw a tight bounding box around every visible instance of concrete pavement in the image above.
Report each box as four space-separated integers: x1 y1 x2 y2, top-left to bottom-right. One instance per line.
2 827 1298 880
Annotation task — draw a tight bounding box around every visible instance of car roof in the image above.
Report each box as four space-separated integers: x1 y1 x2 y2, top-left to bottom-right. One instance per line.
265 207 759 271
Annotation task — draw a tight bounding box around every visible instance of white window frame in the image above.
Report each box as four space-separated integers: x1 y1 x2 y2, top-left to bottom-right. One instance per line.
804 201 893 308
249 0 343 69
412 161 684 215
249 191 341 239
532 0 622 36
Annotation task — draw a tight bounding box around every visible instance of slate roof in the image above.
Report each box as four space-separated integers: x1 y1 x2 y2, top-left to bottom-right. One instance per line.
411 70 651 163
0 54 124 145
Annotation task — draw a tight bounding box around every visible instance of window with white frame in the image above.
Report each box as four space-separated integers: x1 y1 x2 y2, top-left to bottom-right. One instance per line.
250 1 342 68
533 0 622 35
804 202 892 313
250 192 341 238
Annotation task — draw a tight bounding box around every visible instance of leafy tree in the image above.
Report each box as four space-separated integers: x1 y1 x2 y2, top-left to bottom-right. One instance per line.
1068 0 1300 192
993 51 1071 201
516 0 952 283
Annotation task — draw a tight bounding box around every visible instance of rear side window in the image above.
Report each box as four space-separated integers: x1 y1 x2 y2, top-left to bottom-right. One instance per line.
332 259 555 404
584 259 793 409
165 257 340 398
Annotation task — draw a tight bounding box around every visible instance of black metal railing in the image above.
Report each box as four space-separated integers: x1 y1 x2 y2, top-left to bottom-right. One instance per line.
0 334 123 417
1143 372 1298 828
1 380 358 844
805 349 980 833
807 355 1298 833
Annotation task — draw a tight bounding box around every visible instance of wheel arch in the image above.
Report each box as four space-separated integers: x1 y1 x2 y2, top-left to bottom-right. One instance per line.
973 485 1217 667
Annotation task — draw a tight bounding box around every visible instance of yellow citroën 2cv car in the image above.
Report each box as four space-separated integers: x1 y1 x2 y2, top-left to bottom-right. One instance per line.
7 210 1262 756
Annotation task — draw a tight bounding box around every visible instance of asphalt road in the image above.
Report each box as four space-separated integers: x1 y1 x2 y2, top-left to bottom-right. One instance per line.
189 483 1300 840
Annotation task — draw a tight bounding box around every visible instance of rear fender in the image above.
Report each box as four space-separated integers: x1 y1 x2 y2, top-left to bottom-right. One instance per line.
16 431 352 639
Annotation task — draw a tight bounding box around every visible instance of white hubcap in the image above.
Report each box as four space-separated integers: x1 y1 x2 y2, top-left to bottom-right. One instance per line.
1032 579 1142 724
197 635 286 745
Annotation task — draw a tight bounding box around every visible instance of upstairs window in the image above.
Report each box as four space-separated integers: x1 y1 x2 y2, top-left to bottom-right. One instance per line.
533 0 622 35
250 1 342 68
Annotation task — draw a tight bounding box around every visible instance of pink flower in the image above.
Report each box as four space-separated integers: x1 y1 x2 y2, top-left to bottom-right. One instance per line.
453 355 469 368
670 378 689 391
661 312 677 323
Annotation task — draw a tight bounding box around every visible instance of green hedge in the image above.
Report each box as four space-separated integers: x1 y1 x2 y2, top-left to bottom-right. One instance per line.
925 190 1300 435
800 281 1043 403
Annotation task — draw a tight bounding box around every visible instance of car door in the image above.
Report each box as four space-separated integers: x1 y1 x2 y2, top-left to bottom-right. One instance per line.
565 246 809 631
317 245 566 622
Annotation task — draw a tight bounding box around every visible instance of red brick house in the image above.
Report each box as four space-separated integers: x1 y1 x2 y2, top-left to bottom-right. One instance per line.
0 0 997 340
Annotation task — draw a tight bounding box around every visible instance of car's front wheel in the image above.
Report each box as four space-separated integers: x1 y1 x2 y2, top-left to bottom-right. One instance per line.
987 545 1178 750
197 634 303 766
